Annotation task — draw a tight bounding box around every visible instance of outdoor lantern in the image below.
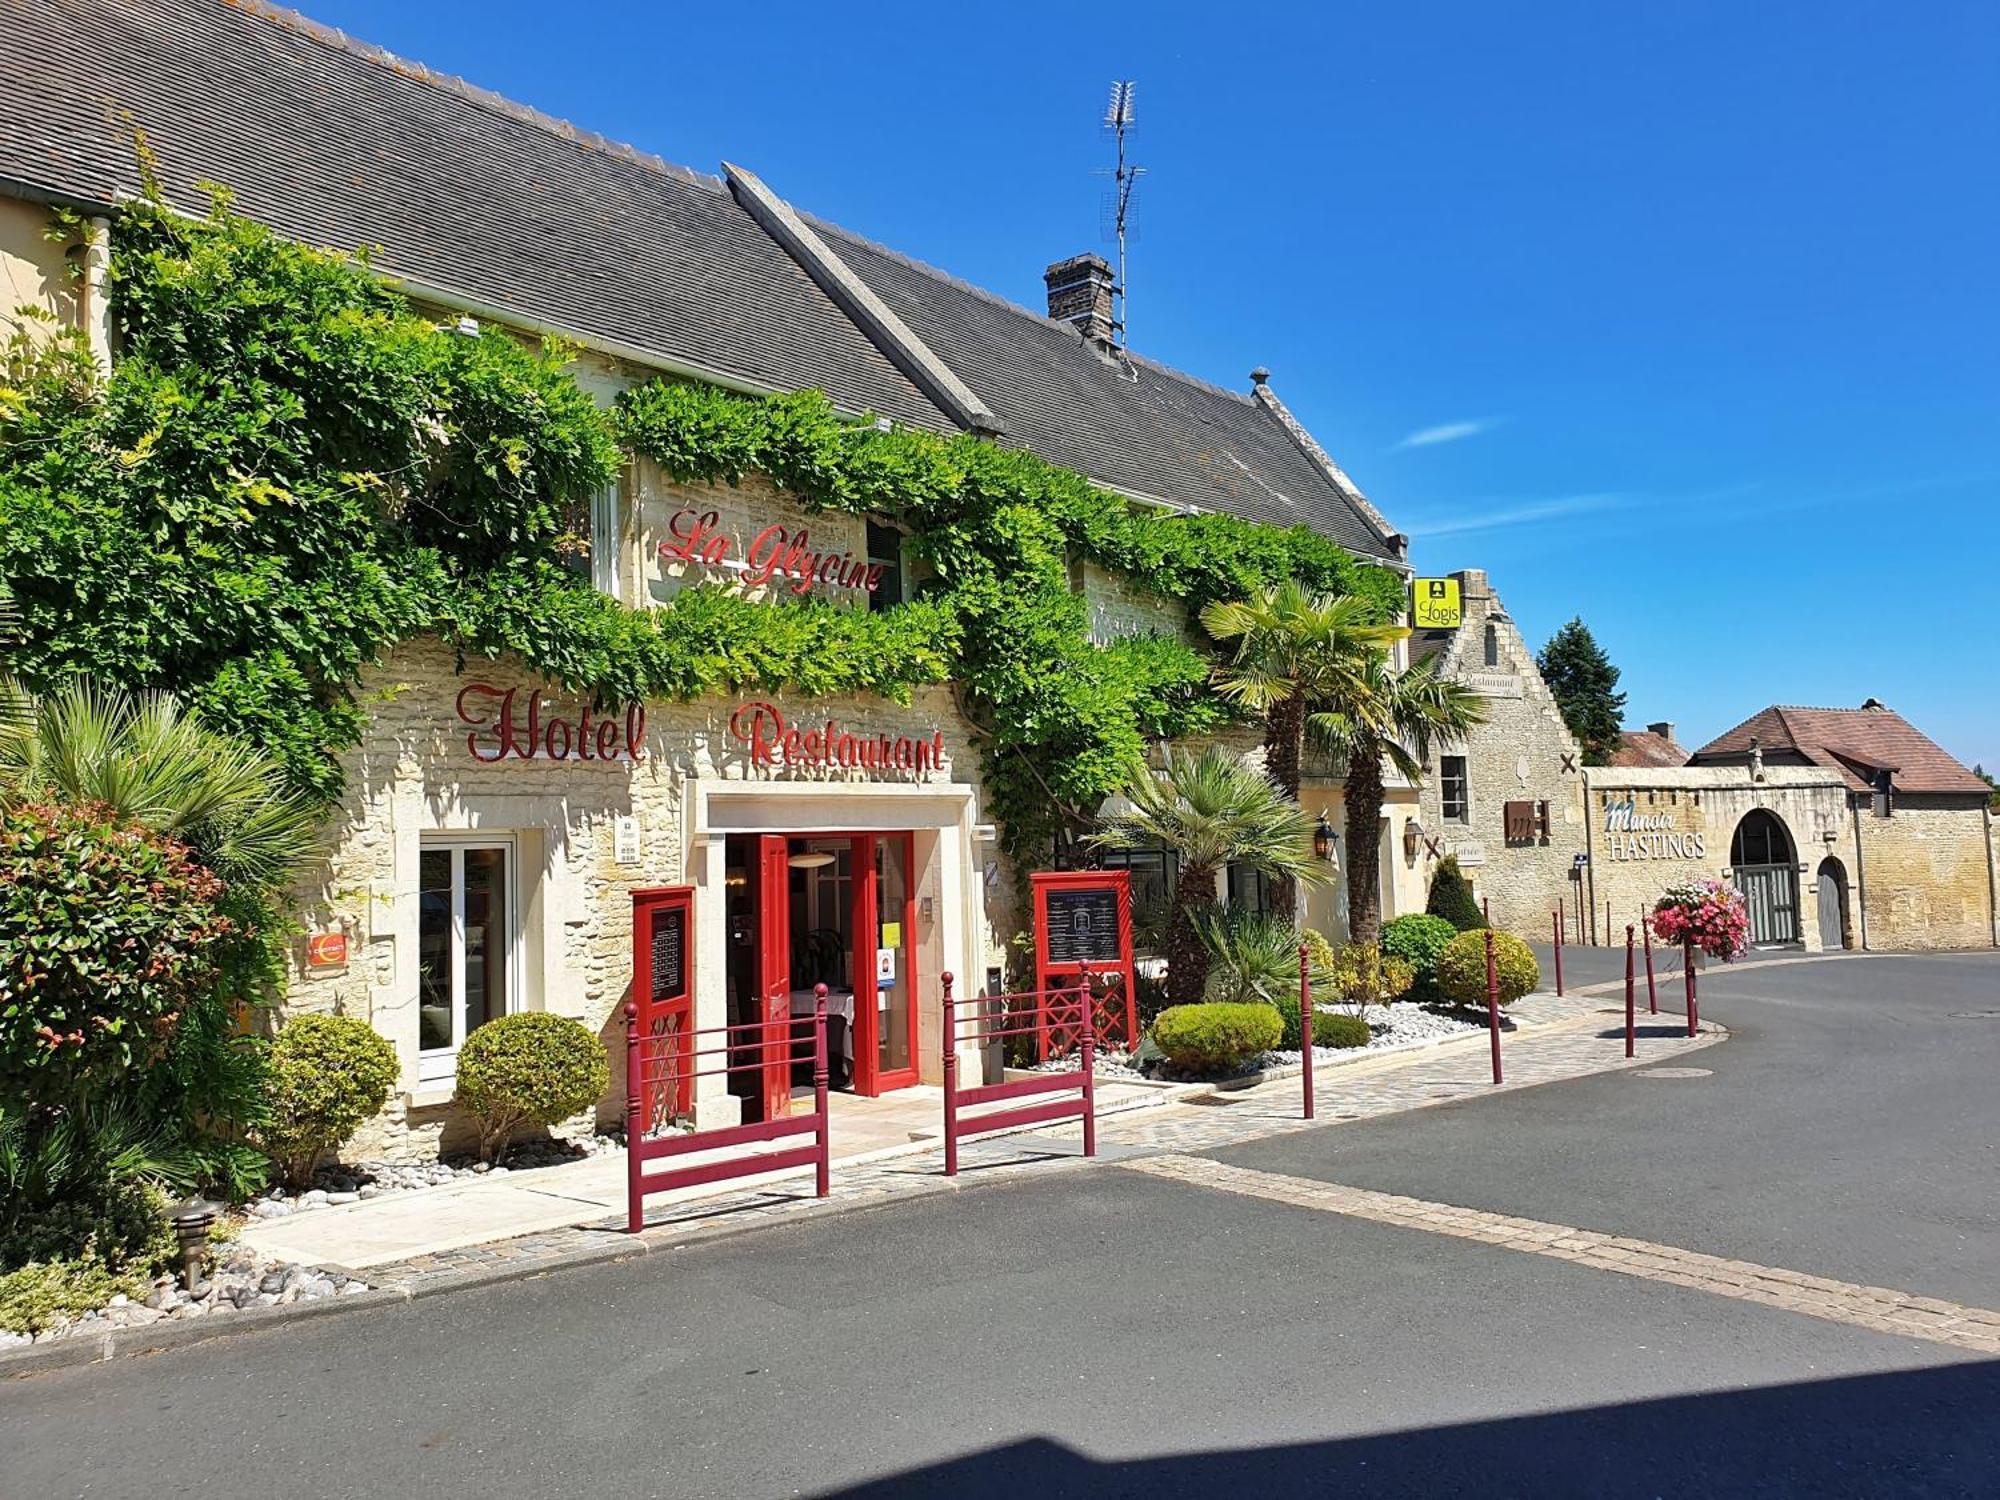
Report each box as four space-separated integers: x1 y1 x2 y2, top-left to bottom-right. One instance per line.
168 1195 220 1295
1402 818 1423 861
1313 815 1336 862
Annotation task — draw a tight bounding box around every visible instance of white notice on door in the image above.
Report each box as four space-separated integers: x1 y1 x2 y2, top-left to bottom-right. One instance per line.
876 947 896 986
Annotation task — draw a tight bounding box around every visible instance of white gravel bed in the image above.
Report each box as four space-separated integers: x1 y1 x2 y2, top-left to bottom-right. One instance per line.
1028 1051 1146 1080
247 1131 624 1220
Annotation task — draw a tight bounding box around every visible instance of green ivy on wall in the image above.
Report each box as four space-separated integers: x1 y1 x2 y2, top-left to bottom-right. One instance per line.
0 184 1398 863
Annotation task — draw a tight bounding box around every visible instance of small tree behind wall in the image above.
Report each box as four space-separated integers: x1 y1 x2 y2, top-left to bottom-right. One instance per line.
1537 618 1627 766
1426 855 1487 932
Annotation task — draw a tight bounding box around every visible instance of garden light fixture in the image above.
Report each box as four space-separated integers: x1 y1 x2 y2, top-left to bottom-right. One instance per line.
168 1195 221 1296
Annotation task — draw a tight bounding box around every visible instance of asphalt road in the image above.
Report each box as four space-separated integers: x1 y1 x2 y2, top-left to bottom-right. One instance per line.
4 952 1995 1499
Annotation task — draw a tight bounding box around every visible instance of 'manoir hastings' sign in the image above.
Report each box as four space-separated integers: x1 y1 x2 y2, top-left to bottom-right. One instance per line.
1600 797 1705 860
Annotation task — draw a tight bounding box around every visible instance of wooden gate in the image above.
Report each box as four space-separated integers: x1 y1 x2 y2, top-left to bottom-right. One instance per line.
1816 860 1848 950
1736 864 1797 946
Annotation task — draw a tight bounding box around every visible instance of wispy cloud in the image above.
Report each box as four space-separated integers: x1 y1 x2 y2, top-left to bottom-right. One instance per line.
1404 492 1628 539
1395 418 1498 450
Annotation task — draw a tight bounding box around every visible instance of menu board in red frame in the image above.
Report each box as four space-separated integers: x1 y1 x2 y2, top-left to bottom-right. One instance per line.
1030 869 1137 1051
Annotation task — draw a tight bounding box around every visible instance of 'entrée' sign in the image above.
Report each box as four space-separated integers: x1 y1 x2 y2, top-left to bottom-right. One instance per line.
729 701 944 773
660 508 884 596
455 684 646 763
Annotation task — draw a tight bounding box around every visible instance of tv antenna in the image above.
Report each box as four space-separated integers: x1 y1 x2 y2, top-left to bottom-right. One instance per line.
1100 79 1143 346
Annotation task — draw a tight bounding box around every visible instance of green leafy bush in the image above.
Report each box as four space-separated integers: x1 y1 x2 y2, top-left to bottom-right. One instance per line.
1425 855 1487 932
1436 929 1540 1007
1150 1002 1282 1074
1326 943 1415 1009
455 1013 610 1163
259 1014 398 1187
0 801 233 1105
1315 1012 1372 1049
1382 913 1459 996
0 1255 149 1335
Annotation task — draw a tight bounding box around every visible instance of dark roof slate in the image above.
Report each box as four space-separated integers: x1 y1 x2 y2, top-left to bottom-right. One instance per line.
1692 704 1988 796
0 0 949 428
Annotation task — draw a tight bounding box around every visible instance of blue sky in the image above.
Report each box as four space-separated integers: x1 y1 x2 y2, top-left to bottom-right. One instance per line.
303 1 2000 770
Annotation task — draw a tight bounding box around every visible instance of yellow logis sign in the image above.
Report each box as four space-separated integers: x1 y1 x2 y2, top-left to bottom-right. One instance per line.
1411 577 1463 629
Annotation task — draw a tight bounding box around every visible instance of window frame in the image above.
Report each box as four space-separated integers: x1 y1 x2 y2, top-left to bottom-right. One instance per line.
416 834 521 1084
865 519 905 613
589 474 623 600
1440 755 1471 824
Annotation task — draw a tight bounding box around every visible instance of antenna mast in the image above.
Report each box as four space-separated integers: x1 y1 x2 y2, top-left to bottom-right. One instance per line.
1103 80 1142 346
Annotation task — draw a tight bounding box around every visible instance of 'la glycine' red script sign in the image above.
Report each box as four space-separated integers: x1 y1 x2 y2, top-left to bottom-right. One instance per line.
455 683 646 763
660 508 884 596
729 701 944 773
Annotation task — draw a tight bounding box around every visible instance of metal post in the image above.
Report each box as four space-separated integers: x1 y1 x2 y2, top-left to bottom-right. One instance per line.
1643 916 1657 1014
1552 909 1565 996
1558 896 1566 952
1683 940 1698 1037
1298 942 1315 1120
1484 930 1503 1084
812 983 830 1198
941 971 958 1177
1078 971 1097 1159
1482 896 1491 926
1624 925 1636 1059
623 1001 643 1234
1605 900 1613 948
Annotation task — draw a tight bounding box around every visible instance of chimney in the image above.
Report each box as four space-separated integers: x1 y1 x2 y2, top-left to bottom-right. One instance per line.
1647 721 1676 743
1044 253 1118 348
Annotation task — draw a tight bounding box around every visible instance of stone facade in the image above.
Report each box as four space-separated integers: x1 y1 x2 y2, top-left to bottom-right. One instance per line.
1411 570 1586 937
1852 795 1998 951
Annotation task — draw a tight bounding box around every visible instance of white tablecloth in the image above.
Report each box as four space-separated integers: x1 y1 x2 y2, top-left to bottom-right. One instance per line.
789 988 856 1065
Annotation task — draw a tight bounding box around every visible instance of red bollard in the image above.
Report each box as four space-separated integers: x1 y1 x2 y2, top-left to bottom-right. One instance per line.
1078 973 1098 1159
1552 909 1565 996
1683 940 1698 1037
1624 925 1636 1058
1485 929 1503 1085
623 1001 643 1234
1298 943 1315 1120
941 972 958 1177
1605 900 1613 948
1482 896 1491 926
1643 917 1657 1014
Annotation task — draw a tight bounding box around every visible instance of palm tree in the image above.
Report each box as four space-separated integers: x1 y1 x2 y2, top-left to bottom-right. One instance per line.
0 681 319 893
1092 746 1327 1008
1199 583 1406 920
1309 654 1486 950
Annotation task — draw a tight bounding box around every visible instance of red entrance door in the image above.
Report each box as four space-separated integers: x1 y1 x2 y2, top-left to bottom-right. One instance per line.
756 834 792 1121
849 833 919 1096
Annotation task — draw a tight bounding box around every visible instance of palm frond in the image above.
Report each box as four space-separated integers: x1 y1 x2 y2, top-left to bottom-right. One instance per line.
1091 746 1329 887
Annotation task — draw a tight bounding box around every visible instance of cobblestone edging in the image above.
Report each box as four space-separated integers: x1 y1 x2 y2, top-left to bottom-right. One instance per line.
1 995 1719 1376
1120 1155 2000 1358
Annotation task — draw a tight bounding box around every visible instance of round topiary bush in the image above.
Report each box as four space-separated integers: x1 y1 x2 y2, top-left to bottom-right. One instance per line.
1435 929 1540 1008
455 1013 611 1163
1316 1012 1372 1049
259 1013 399 1188
1150 1002 1283 1075
1382 913 1459 996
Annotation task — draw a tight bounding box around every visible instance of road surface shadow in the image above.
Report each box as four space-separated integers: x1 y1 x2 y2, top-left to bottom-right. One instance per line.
812 1359 2000 1498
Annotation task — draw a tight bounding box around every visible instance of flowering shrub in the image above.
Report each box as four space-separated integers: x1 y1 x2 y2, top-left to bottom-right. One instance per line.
1651 878 1750 960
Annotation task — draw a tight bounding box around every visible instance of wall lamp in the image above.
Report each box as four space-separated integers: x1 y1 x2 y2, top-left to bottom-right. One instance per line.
1402 819 1423 861
1313 815 1337 862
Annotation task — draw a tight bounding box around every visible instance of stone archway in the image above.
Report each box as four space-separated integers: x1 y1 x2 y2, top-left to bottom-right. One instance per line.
1816 856 1852 951
1730 809 1800 946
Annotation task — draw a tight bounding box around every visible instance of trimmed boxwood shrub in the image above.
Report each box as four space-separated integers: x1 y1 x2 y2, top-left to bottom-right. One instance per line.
1382 913 1458 997
1271 994 1374 1051
1426 855 1487 932
1436 929 1540 1007
1150 1002 1282 1075
455 1013 611 1163
259 1014 399 1187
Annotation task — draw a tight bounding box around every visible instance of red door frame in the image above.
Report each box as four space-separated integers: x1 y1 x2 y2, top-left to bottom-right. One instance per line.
756 834 792 1121
630 885 695 1126
850 831 919 1096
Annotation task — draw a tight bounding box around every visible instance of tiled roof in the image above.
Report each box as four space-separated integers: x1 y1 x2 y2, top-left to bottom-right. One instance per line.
1609 729 1689 768
806 217 1401 557
1692 704 1988 796
0 0 950 428
0 0 1405 561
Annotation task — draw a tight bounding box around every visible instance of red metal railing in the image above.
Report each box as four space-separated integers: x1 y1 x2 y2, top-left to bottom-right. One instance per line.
623 987 831 1232
941 972 1097 1177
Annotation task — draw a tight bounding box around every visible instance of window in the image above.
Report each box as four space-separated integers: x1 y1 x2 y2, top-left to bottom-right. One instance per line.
1226 863 1274 918
417 839 514 1079
1483 622 1500 667
1096 842 1177 948
589 478 621 599
866 521 904 612
1441 755 1470 823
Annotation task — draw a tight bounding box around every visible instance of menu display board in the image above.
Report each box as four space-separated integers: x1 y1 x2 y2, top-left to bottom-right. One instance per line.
1043 887 1123 966
649 906 686 1003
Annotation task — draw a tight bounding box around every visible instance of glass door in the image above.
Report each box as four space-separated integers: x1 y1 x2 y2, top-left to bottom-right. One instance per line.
852 833 918 1094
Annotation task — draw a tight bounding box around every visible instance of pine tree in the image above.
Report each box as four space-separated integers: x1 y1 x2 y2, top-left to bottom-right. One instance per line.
1426 854 1486 932
1537 618 1627 765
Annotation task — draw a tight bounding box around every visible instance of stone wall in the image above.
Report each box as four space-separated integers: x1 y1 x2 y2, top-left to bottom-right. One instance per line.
1075 560 1189 646
1854 796 1997 950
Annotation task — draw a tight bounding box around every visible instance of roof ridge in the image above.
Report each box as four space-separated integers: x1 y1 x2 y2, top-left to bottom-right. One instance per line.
798 210 1259 408
225 0 725 195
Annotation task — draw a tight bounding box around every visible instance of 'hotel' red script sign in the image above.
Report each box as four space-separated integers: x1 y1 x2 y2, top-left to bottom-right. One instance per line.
455 683 646 763
659 508 884 596
729 701 944 773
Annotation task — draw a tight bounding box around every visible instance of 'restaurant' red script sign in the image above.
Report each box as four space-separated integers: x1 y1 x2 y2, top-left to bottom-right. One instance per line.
659 508 884 596
455 683 646 763
729 701 944 773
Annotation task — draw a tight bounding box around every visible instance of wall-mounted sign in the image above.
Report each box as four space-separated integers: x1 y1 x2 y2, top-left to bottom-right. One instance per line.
455 683 646 764
1411 577 1463 629
614 815 642 865
305 932 349 969
1601 796 1706 860
659 508 883 596
1042 888 1123 965
1029 870 1138 1052
728 700 945 774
